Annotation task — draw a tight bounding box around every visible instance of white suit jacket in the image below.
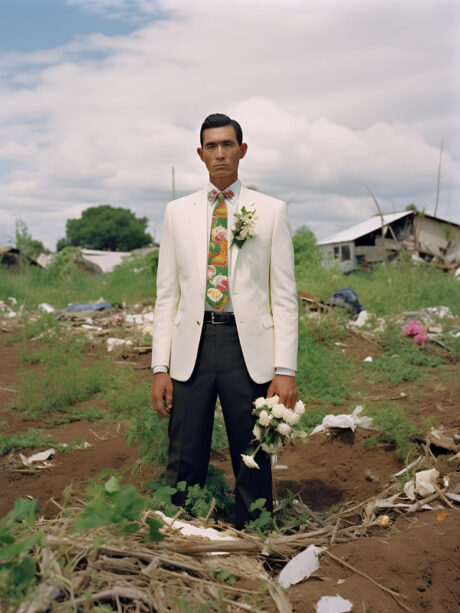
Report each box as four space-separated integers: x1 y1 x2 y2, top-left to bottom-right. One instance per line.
152 186 298 383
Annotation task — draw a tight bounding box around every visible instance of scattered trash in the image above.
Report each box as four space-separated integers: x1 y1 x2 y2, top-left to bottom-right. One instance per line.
67 300 111 312
278 544 323 588
404 468 440 500
60 441 92 450
350 309 369 327
19 448 55 469
112 312 124 325
426 427 460 452
316 594 353 613
154 511 234 555
107 338 133 352
363 356 373 362
311 406 374 434
378 515 390 527
38 302 55 313
326 288 362 316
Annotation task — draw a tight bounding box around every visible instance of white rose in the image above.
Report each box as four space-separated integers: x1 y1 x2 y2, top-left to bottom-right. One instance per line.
283 409 300 425
272 403 286 419
277 422 292 436
265 395 279 408
241 453 260 469
254 397 267 410
258 410 272 426
252 424 262 440
294 400 305 415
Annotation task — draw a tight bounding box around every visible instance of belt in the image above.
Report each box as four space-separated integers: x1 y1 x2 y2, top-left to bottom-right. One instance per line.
204 311 236 325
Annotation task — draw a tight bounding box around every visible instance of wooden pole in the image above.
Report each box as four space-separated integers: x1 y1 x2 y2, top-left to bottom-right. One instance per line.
433 140 443 218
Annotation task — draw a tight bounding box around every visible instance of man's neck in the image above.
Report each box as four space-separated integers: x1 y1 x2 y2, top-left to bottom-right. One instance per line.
209 174 238 191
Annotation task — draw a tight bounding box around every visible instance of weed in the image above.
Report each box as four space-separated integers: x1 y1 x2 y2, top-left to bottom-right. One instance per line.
75 476 163 540
15 336 115 418
246 498 275 533
362 403 423 461
0 498 41 609
0 428 50 456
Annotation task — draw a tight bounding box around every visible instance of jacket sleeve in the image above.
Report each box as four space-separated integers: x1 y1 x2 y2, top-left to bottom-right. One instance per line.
269 202 298 372
151 204 180 369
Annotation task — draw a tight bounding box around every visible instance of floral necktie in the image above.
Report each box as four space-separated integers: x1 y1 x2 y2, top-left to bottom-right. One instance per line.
206 191 233 310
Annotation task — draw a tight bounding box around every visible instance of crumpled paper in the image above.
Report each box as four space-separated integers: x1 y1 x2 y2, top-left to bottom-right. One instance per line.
316 595 353 613
155 511 234 555
278 545 323 588
404 468 439 500
19 448 55 468
311 406 373 434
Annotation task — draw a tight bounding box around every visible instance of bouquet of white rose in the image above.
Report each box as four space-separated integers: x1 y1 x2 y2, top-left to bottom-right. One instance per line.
241 395 306 469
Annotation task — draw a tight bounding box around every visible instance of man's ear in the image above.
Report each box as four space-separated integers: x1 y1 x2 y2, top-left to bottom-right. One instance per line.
239 143 248 159
197 147 204 162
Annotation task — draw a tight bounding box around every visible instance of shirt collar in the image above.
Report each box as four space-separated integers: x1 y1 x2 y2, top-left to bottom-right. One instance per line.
208 179 241 205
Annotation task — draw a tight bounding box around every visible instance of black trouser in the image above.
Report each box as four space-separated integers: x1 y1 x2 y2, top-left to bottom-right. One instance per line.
165 320 272 529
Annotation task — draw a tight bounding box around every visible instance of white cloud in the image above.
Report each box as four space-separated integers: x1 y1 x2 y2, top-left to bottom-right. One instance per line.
0 0 459 249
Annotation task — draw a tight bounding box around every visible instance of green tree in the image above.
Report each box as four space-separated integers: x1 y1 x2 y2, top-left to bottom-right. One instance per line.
292 225 321 268
60 205 152 251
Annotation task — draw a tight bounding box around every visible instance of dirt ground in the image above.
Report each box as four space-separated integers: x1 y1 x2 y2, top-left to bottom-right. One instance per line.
0 331 459 612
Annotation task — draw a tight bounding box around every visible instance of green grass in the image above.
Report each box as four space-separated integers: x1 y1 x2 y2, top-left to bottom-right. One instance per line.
296 317 352 405
0 250 157 310
364 321 445 384
295 258 460 317
14 334 116 419
362 403 427 461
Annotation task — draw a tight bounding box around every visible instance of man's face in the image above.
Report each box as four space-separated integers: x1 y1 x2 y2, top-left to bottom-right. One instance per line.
197 125 247 186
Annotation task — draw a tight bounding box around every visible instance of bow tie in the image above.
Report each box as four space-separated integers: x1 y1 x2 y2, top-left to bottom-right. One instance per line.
208 189 234 204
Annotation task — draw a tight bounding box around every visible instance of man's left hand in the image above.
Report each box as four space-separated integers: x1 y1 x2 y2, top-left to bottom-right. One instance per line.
267 374 298 410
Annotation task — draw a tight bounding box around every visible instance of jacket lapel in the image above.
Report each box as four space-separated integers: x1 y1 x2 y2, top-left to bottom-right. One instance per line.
191 189 209 294
230 185 256 279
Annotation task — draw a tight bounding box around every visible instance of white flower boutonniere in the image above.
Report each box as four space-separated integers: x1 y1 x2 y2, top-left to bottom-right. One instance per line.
231 205 257 248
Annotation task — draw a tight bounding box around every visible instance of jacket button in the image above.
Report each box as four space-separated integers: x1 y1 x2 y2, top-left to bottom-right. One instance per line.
196 321 200 325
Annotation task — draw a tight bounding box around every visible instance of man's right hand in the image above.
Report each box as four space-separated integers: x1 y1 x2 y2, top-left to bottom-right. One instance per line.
152 372 174 418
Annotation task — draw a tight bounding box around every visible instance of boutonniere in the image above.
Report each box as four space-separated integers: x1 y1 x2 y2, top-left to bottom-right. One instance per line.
231 205 257 248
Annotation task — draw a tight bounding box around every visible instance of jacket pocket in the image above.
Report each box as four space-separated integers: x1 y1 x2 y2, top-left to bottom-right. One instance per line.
261 313 274 328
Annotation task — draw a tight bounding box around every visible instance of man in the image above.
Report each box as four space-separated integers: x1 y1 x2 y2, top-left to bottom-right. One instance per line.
151 113 298 529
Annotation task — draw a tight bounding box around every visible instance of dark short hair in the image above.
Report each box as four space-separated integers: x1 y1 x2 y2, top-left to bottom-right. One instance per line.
200 113 243 146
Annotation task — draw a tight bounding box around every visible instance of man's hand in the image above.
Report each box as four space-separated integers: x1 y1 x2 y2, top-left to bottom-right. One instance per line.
267 374 298 410
152 372 174 418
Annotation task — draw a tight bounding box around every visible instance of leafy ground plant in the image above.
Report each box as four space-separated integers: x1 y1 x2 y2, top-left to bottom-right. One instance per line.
76 476 163 541
0 498 41 609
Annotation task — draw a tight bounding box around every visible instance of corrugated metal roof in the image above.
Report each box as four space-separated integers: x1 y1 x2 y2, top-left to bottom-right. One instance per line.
317 211 412 245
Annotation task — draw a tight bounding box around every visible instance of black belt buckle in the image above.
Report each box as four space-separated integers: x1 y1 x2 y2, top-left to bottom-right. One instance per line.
205 311 234 325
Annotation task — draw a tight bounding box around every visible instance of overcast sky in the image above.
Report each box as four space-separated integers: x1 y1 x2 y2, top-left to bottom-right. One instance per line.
0 0 459 250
